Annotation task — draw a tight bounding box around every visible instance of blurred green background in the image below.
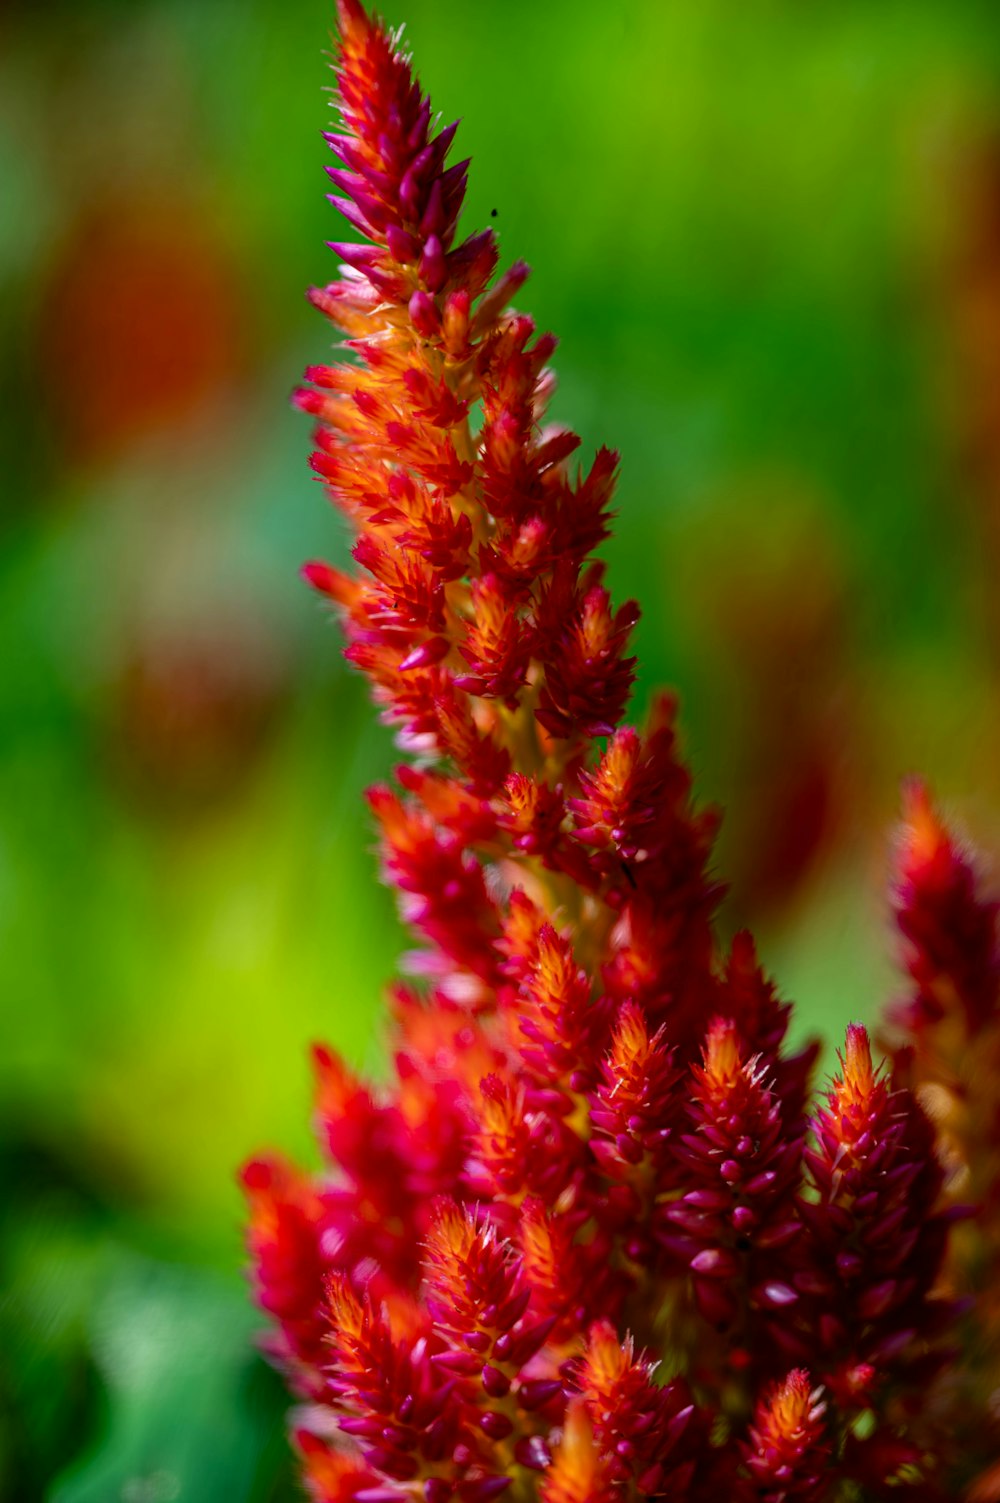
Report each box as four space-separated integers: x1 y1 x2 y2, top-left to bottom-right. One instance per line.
4 0 1000 1494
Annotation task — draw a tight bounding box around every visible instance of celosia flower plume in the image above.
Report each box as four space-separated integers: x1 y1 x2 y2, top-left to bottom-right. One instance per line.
243 5 1000 1498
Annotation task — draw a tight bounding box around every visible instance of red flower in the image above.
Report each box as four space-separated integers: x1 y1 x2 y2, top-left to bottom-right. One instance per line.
739 1369 829 1502
663 1017 803 1337
242 6 1000 1500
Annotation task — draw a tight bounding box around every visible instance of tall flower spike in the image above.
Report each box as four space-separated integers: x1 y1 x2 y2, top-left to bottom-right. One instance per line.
569 1320 706 1496
793 1024 953 1492
663 1015 804 1358
892 779 999 1039
738 1369 829 1503
540 1403 614 1503
243 6 1000 1502
886 782 1000 1497
241 1154 331 1391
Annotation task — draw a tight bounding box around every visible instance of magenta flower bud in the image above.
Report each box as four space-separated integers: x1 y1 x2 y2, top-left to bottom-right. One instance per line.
479 1411 514 1440
420 234 446 292
461 1478 510 1503
387 223 420 263
481 1363 510 1398
409 289 440 338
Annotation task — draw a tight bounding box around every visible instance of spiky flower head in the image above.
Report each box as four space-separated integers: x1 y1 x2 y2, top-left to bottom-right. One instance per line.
740 1369 829 1502
242 6 1000 1501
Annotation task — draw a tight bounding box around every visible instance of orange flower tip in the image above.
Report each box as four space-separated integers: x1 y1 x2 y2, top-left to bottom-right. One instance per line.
612 998 650 1055
543 1400 605 1503
583 1318 632 1387
702 1015 742 1085
898 775 953 875
326 1268 365 1328
842 1022 874 1095
301 560 339 595
763 1367 826 1432
427 1194 475 1243
314 1053 362 1125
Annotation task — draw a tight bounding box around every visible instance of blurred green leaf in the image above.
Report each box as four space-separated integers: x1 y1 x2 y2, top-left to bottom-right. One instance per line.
49 1254 294 1503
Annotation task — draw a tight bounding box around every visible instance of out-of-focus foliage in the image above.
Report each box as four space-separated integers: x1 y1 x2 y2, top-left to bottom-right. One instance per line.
2 0 1000 1496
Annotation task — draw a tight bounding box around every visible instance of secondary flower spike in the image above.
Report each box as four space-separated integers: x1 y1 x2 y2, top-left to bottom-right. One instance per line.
243 4 1000 1499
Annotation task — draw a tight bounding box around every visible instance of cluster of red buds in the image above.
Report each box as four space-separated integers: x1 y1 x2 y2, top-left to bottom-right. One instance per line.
242 5 1000 1498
